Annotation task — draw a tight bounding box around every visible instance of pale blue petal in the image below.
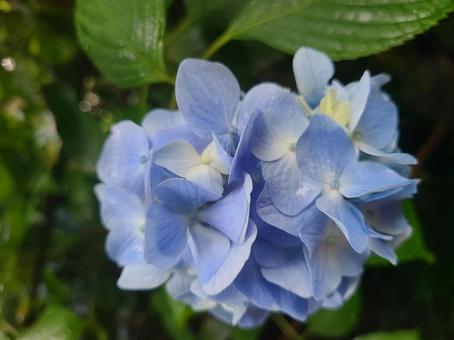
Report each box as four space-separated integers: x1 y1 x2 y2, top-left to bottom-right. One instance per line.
153 140 200 177
353 89 397 150
253 239 289 267
369 238 397 265
316 192 369 253
340 161 411 198
261 253 312 299
237 82 285 133
97 121 150 195
249 112 288 162
142 109 185 138
166 270 194 300
117 263 171 290
176 59 240 138
256 186 320 237
262 153 320 215
361 199 409 236
94 184 144 231
198 175 252 243
262 91 309 144
188 223 230 288
237 307 269 329
105 222 143 266
145 204 189 269
275 289 308 322
300 220 363 300
357 142 417 165
293 47 334 106
155 178 221 212
348 71 371 131
151 126 209 153
201 222 257 295
296 115 356 184
202 134 233 174
186 164 224 196
229 112 260 184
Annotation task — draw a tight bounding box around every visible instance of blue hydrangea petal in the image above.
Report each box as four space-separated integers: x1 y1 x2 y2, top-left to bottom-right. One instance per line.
249 112 288 162
145 204 189 268
369 238 397 265
229 112 260 184
316 192 370 253
256 185 320 237
117 263 171 290
198 175 252 243
357 142 417 165
253 239 289 267
201 222 257 295
176 59 240 140
237 83 285 133
142 109 185 138
186 165 224 196
201 135 233 174
151 126 209 153
297 115 356 184
262 91 309 144
353 88 397 150
293 47 334 106
94 184 144 232
187 223 230 287
105 227 143 266
261 253 312 299
262 154 320 215
166 270 194 300
300 218 364 300
235 259 279 310
153 140 201 177
347 71 371 132
236 307 269 329
154 178 221 212
340 161 411 199
97 121 150 195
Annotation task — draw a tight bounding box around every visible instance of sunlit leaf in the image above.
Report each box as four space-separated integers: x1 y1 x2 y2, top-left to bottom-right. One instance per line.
76 0 170 87
227 0 454 60
18 305 83 340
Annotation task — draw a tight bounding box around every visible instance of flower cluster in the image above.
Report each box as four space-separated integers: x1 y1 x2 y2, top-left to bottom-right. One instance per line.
95 47 418 327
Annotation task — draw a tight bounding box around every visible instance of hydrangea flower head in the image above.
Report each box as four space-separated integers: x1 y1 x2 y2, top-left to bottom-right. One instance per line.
95 47 418 327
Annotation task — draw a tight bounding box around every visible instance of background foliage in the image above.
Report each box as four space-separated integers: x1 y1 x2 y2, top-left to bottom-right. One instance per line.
1 0 454 339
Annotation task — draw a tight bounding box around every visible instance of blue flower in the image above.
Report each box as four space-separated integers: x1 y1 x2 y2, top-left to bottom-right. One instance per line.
95 47 419 327
293 47 416 165
145 176 256 295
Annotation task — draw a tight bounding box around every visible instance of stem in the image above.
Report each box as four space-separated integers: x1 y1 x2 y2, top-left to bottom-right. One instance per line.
272 314 305 340
139 85 149 113
201 31 232 59
165 16 194 46
416 122 446 165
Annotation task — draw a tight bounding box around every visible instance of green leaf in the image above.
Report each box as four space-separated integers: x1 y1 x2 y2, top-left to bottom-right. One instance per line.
0 162 13 203
18 305 83 340
75 0 171 87
398 200 434 263
227 0 454 60
308 292 360 338
355 329 420 340
367 200 434 266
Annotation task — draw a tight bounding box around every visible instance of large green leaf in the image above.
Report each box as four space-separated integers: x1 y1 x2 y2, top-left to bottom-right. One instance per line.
75 0 170 87
18 305 83 340
227 0 454 60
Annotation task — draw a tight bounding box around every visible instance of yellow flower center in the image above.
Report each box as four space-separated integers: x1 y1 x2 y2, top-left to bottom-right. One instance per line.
319 89 351 127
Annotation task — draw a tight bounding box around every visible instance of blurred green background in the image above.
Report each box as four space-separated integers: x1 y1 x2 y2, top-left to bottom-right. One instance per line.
1 0 454 339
